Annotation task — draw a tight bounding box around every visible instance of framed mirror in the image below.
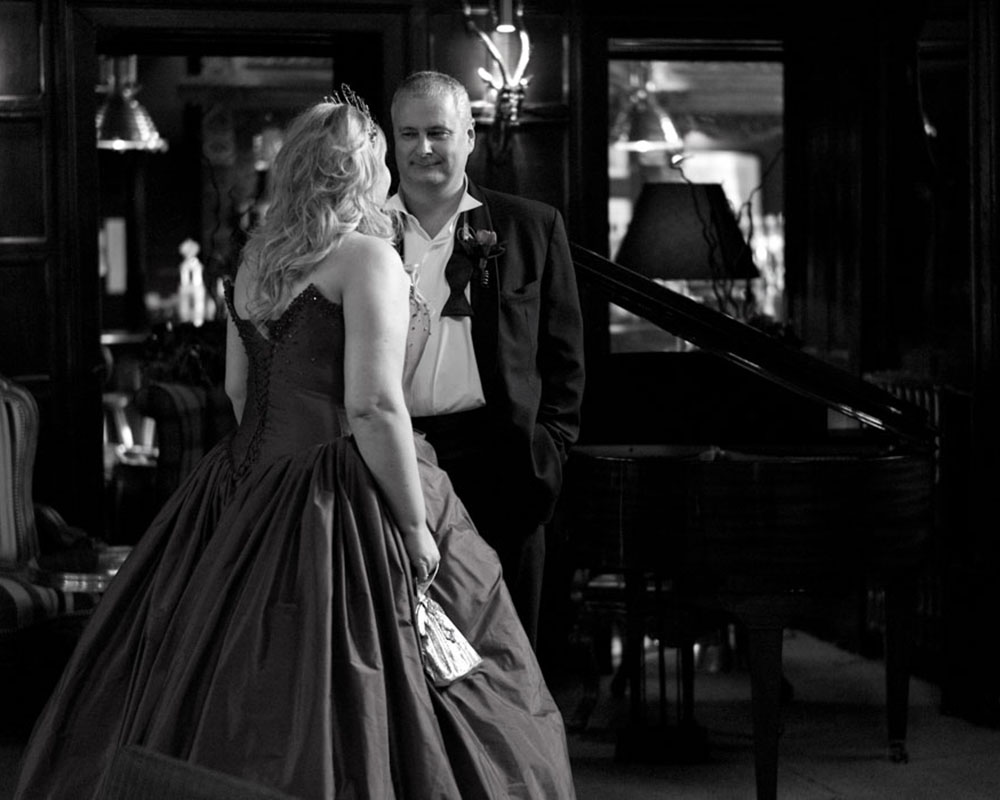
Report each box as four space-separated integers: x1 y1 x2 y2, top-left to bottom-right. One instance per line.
607 48 784 352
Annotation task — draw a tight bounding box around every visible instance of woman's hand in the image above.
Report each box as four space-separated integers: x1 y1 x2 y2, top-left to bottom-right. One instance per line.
405 524 440 583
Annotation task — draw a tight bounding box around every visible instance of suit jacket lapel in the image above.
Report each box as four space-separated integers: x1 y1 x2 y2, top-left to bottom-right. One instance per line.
465 182 500 397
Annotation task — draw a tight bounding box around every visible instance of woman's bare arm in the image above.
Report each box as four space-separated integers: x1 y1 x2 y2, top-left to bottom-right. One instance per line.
340 236 439 578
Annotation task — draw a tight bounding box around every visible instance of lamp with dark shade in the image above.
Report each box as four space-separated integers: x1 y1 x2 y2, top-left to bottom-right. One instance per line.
614 182 758 281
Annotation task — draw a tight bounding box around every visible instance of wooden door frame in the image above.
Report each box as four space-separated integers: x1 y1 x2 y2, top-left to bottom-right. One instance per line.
55 3 412 532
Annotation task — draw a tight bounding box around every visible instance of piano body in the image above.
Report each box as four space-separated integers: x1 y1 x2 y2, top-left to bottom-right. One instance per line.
564 244 936 800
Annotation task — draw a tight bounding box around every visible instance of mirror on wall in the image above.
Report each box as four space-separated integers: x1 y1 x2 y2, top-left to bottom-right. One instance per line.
607 53 784 352
96 54 335 336
96 54 337 542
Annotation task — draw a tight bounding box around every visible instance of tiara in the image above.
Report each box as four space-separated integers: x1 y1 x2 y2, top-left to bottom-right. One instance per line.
323 84 378 142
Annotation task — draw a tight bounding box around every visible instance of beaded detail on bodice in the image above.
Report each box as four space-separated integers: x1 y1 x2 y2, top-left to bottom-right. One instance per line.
224 281 348 480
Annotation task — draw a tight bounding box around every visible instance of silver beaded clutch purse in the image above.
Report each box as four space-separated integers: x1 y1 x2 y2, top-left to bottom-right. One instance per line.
415 567 483 687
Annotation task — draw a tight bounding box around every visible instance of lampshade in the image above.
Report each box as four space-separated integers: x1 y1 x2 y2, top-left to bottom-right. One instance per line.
614 182 758 281
96 56 168 153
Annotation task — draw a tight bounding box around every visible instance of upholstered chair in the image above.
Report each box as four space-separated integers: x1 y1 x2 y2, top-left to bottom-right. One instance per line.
132 381 235 509
1 372 128 722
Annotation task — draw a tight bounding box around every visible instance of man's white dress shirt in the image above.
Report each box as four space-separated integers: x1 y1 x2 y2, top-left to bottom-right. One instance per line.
386 186 486 417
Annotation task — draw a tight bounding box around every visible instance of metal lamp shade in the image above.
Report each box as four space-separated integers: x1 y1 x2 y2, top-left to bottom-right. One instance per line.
613 91 684 153
96 89 168 153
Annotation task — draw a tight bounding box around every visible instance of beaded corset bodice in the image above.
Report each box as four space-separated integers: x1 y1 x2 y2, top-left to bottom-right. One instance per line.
225 282 349 479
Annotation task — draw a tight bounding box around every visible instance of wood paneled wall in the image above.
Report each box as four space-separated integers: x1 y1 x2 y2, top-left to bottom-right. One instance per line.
0 0 105 528
424 6 572 216
955 0 1000 724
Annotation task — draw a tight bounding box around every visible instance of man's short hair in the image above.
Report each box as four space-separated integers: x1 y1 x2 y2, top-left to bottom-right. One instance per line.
391 70 473 126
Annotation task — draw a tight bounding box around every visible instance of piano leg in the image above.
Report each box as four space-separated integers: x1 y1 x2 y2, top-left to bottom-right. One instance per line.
729 576 916 800
744 619 784 800
723 595 796 800
884 576 917 763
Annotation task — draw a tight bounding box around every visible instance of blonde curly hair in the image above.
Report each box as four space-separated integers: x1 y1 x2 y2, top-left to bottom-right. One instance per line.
239 100 395 326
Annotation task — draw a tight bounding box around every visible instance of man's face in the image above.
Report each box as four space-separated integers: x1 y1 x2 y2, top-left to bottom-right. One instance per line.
392 92 474 197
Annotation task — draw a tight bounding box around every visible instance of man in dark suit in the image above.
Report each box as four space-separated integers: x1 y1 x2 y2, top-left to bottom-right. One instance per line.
387 71 585 647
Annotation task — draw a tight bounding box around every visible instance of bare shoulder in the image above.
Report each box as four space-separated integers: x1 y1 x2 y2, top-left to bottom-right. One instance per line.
339 232 400 269
330 233 405 293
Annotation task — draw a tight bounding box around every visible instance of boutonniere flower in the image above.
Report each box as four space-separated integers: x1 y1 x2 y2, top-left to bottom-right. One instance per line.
457 224 505 287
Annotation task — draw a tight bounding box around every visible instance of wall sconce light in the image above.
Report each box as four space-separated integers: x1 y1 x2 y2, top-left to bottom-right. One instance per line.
96 55 168 153
462 0 531 145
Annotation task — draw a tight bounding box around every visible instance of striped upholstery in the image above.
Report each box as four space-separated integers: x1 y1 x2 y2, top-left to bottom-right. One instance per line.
1 373 104 637
0 574 100 638
134 381 235 506
135 382 207 506
1 373 40 565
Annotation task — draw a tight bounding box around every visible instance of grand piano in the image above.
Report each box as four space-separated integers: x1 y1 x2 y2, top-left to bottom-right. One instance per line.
563 244 936 800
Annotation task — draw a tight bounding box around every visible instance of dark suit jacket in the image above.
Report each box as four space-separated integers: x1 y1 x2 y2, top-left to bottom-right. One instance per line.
458 179 585 527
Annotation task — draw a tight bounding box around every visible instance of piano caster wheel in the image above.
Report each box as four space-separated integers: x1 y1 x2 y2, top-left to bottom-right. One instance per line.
887 739 909 763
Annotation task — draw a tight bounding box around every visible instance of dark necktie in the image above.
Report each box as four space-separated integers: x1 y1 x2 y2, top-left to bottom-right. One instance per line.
441 249 475 318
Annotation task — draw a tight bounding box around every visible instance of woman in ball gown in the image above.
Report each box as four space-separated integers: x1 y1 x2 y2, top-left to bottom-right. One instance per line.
15 91 576 800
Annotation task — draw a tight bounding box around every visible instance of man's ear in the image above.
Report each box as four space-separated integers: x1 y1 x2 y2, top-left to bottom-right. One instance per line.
466 122 476 151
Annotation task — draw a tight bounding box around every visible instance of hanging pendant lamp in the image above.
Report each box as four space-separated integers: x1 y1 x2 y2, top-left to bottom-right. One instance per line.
96 55 168 153
612 63 684 154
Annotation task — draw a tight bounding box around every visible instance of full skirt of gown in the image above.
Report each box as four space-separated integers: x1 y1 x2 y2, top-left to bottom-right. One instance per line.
14 431 577 799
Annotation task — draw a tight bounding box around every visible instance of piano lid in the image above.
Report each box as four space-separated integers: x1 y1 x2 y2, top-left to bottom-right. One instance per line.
571 243 935 443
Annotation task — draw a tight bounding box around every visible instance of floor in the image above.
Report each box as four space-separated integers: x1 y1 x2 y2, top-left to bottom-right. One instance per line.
3 629 1000 799
556 628 1000 800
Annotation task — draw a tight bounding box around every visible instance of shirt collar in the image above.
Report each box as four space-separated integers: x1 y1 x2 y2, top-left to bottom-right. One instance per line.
387 176 482 221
